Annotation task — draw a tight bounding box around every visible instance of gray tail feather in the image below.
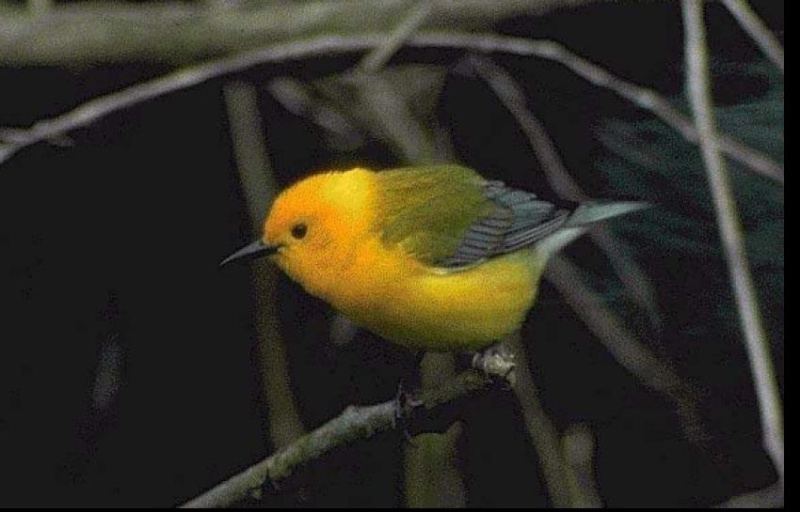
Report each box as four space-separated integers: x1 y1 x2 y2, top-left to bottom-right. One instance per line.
536 201 650 259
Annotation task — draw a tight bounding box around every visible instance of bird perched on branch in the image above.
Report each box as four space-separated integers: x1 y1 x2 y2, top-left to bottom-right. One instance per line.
222 165 647 353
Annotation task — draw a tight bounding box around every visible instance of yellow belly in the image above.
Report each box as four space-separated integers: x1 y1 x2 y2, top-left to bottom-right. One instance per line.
326 241 543 352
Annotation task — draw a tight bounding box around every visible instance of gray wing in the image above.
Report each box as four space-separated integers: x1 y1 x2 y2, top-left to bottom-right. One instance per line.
437 181 572 268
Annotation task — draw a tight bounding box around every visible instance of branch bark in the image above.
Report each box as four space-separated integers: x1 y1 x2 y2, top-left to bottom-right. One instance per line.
0 0 614 66
180 368 510 508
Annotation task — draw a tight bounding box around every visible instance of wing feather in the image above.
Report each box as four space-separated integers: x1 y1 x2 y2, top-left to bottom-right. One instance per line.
438 181 571 268
373 166 574 269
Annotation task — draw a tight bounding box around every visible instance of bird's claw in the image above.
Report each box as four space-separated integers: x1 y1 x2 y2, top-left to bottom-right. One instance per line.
471 344 517 385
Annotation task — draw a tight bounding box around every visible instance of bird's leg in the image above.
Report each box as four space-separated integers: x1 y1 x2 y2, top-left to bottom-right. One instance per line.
471 342 516 385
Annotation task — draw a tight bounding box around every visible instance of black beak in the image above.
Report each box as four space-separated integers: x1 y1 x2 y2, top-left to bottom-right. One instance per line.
220 239 279 268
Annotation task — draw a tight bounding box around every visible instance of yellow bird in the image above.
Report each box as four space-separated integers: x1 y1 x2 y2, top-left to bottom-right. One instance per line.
222 165 646 353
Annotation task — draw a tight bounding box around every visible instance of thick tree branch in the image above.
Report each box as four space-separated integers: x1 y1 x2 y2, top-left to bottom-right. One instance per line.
1 32 783 184
180 368 509 508
0 0 614 66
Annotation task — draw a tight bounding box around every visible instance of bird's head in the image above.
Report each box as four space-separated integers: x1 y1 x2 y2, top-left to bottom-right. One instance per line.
221 168 375 297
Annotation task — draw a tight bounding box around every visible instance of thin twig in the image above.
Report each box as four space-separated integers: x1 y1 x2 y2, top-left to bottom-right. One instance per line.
180 368 509 508
223 81 306 448
0 33 783 183
720 0 784 73
545 255 705 442
508 335 575 508
335 71 442 163
681 0 783 482
714 482 784 508
545 255 680 392
404 353 465 507
223 81 273 223
358 2 432 73
561 423 603 508
267 77 364 152
466 55 583 200
468 55 662 326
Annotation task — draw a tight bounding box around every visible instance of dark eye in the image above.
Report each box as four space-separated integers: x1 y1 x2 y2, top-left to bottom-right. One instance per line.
291 223 307 240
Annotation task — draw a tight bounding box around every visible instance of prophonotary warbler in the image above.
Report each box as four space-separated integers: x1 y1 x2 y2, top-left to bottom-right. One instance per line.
222 165 647 352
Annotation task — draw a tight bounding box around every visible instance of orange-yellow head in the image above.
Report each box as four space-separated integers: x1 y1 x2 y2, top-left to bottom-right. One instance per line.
221 168 376 297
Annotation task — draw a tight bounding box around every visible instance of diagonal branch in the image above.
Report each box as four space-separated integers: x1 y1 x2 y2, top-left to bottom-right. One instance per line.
545 255 705 442
545 255 681 392
507 334 575 507
1 33 783 183
467 55 662 326
358 2 432 73
180 368 510 508
715 482 784 508
681 0 783 483
720 0 784 73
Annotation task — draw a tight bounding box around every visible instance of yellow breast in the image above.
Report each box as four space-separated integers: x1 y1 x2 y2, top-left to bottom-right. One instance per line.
324 238 543 352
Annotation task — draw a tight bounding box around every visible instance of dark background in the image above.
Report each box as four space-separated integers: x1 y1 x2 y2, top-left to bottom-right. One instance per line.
0 1 783 507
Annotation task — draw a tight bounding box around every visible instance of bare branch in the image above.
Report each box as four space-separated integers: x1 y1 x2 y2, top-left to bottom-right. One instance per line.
180 368 510 508
508 335 575 507
441 35 782 183
681 0 783 482
2 33 782 182
545 255 680 392
715 482 784 508
720 0 784 73
358 2 432 73
545 255 705 442
0 0 617 66
223 82 274 223
561 423 604 508
404 354 465 507
223 81 306 448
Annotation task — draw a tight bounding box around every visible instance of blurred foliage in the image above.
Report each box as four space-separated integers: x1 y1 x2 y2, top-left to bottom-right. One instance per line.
596 60 783 353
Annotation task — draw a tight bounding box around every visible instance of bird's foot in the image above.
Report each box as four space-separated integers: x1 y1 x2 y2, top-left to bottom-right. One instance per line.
471 343 516 386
